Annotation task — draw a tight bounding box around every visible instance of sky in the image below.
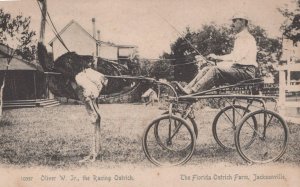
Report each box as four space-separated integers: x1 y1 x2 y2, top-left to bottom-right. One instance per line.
0 0 297 58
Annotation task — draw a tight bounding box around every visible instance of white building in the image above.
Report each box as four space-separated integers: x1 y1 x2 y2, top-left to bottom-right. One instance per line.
278 38 300 122
48 20 138 62
280 39 300 91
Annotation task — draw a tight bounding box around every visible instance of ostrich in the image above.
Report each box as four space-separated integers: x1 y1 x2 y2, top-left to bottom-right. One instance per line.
37 0 133 162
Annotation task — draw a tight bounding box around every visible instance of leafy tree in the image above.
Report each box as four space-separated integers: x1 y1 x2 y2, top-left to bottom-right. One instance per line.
139 54 174 80
249 25 281 76
0 9 36 61
139 59 153 77
150 60 174 80
278 0 300 44
277 0 300 81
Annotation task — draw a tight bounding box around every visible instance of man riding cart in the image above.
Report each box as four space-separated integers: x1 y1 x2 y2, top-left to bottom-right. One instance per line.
175 13 258 94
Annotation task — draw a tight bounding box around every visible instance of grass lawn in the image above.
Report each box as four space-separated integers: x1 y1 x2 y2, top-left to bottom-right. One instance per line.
0 103 299 169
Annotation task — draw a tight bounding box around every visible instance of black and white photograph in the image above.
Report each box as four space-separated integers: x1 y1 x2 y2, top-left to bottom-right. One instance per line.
0 0 299 186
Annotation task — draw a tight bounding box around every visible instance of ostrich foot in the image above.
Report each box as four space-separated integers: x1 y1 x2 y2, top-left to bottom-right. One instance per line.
79 153 97 163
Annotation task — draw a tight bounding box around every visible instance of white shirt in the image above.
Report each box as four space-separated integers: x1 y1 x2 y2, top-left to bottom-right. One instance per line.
75 68 107 98
221 29 258 67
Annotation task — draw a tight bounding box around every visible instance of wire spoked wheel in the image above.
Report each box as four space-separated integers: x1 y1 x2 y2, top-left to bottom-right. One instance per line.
142 114 196 166
154 113 197 152
212 105 257 150
161 110 198 140
235 109 289 164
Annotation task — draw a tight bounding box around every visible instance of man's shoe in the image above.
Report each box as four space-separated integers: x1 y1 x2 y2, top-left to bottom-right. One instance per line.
171 81 191 95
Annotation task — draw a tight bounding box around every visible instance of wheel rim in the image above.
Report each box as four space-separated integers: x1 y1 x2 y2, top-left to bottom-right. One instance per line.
212 105 256 150
142 115 196 166
236 110 289 164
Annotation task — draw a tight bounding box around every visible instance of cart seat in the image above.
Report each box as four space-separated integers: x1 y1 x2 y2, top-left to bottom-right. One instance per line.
171 77 264 97
237 77 264 84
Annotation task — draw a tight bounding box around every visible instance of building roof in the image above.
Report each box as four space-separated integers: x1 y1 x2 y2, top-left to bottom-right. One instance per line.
49 20 137 49
97 40 117 47
49 20 96 45
0 43 39 71
0 57 37 71
0 44 14 56
116 44 138 48
49 20 116 47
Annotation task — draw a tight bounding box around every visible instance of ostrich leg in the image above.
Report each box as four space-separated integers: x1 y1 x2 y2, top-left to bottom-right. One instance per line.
91 99 101 162
73 68 107 163
79 98 101 162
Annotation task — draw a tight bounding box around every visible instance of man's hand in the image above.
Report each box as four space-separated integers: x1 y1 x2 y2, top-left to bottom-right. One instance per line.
195 55 205 66
207 53 218 60
195 55 205 61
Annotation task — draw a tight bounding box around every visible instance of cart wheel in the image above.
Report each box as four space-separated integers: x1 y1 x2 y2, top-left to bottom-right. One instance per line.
156 111 198 151
142 114 196 166
235 109 289 164
161 111 198 138
212 105 257 150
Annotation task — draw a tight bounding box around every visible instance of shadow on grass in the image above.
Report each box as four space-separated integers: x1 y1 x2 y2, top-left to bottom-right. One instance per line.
191 146 244 164
0 119 14 127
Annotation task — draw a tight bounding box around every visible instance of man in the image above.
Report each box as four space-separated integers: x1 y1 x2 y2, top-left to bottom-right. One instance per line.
176 13 258 94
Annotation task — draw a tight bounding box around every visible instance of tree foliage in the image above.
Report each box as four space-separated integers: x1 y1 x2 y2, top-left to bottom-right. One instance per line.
278 0 300 44
139 53 174 80
0 9 36 61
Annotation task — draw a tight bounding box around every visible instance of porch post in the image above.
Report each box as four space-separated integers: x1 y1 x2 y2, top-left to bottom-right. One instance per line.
45 73 49 99
33 71 37 99
157 84 160 103
278 66 286 117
